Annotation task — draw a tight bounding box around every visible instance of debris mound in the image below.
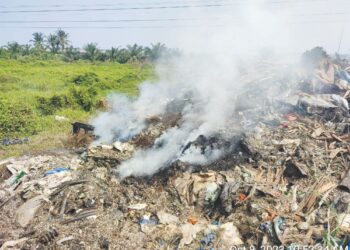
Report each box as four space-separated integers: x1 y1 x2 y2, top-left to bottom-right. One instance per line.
2 48 350 248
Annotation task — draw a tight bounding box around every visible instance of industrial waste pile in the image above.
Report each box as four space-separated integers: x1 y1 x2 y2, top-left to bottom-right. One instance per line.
2 47 350 249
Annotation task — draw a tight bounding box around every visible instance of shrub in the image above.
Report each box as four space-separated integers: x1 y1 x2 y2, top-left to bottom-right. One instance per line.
37 94 74 115
71 86 98 111
0 99 40 137
72 72 99 86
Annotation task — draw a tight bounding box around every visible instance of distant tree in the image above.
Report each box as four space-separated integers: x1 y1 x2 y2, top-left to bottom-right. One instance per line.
0 46 9 58
63 46 81 62
30 32 45 50
115 48 131 64
21 44 32 56
106 47 119 62
6 42 22 59
83 43 100 62
145 43 167 62
47 34 60 53
97 51 108 62
56 29 69 51
126 44 144 60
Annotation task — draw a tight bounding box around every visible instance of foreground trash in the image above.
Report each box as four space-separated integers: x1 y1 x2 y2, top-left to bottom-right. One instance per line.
1 138 29 146
2 47 350 249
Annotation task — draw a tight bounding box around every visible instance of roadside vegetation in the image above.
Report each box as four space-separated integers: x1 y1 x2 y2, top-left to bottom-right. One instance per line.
0 29 171 157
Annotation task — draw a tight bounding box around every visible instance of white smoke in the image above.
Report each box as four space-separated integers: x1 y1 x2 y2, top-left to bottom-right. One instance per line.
91 1 314 178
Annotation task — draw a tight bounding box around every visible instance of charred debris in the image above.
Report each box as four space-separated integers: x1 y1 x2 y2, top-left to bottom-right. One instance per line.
2 47 350 249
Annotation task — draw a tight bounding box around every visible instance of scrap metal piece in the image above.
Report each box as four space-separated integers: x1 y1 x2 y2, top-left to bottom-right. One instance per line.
339 169 350 192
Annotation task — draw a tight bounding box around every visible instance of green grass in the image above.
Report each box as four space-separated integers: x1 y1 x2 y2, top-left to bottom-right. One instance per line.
0 58 155 158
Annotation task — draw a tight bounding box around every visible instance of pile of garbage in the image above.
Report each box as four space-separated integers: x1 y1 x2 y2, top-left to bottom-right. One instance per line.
1 138 29 146
2 47 350 249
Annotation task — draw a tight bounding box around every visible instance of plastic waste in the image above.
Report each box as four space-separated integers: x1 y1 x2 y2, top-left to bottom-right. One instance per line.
11 170 26 185
128 203 147 210
199 231 216 250
139 215 158 225
337 70 350 83
15 195 44 227
44 167 70 176
157 210 179 225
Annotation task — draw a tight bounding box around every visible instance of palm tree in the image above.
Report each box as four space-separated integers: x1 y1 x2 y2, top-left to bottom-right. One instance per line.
0 46 8 58
126 44 144 60
116 48 131 64
47 34 60 53
56 29 69 51
83 43 100 62
6 42 22 59
30 32 45 50
21 44 32 56
145 43 167 62
63 46 81 62
106 47 119 62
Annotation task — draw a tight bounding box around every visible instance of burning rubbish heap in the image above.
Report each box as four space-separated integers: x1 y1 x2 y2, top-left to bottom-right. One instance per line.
2 48 350 249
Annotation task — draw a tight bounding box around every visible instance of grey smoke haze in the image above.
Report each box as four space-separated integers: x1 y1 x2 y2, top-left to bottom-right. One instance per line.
1 0 349 53
91 1 325 178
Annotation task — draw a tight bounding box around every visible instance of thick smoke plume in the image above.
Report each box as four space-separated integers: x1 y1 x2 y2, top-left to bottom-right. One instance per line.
91 2 311 178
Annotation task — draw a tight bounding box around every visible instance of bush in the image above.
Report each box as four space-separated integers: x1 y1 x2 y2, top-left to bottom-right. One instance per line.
72 72 99 86
71 86 98 111
37 94 74 115
0 99 40 137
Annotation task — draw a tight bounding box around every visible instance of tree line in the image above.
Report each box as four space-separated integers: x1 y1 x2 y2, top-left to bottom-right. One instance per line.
0 29 179 63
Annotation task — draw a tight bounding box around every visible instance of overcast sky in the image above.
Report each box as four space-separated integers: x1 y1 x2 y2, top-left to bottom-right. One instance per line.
0 0 350 54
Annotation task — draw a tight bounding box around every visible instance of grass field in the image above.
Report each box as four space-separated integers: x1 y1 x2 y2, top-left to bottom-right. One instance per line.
0 59 155 158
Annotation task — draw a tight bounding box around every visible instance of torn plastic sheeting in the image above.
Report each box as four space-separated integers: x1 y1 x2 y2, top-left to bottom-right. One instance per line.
179 223 206 247
128 203 147 210
173 172 226 209
15 195 45 227
337 70 350 83
157 210 179 225
259 217 285 245
272 139 301 146
298 94 349 110
0 237 28 250
199 231 216 250
218 222 244 247
113 141 135 152
298 95 337 109
337 213 350 228
139 214 159 235
220 181 240 214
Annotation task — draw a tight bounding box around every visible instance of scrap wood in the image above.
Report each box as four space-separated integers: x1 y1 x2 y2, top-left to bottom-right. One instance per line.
57 236 75 245
256 185 281 198
331 133 344 143
318 133 350 142
50 179 89 197
297 178 336 214
59 190 71 216
0 194 16 209
245 182 257 201
311 127 325 138
61 210 97 225
329 147 347 159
